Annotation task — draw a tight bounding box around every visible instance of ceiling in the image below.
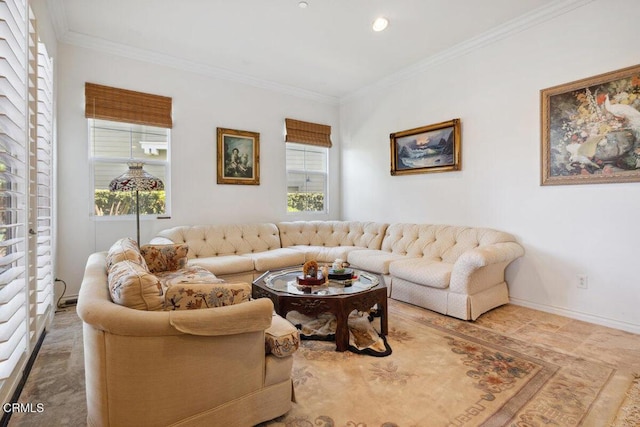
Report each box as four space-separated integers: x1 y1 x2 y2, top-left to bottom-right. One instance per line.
48 0 588 103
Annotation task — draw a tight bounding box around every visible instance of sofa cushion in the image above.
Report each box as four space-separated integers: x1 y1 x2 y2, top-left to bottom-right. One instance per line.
108 260 164 311
265 313 300 358
347 249 409 275
106 237 147 272
288 245 362 263
155 223 282 258
155 265 223 287
241 248 305 272
164 282 251 310
389 258 453 289
189 255 255 276
140 243 189 273
278 221 388 250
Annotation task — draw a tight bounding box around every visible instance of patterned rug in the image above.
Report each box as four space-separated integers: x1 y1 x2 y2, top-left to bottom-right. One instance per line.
262 301 637 427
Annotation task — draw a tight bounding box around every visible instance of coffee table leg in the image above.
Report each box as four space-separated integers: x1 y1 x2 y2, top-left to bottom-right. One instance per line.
334 308 349 352
378 296 388 336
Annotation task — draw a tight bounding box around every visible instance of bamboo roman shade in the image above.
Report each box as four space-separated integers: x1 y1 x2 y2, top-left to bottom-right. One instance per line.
284 118 332 147
85 83 173 128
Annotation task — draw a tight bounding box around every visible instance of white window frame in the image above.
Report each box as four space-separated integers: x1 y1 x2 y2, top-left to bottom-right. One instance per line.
88 119 172 220
286 142 329 214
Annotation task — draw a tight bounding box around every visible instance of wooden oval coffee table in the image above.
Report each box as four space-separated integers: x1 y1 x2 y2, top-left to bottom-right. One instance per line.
252 267 388 352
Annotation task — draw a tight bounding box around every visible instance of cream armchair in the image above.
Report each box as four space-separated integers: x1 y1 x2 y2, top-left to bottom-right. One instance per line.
78 252 296 426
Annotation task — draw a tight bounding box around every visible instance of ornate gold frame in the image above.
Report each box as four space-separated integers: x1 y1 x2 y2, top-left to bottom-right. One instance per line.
390 118 461 176
541 64 640 185
216 127 260 185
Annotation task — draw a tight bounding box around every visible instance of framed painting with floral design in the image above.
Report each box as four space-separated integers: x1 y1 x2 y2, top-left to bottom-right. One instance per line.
390 118 461 176
541 64 640 185
216 127 260 185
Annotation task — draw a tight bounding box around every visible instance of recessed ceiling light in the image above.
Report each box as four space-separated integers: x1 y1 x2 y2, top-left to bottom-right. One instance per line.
298 1 308 8
372 17 389 32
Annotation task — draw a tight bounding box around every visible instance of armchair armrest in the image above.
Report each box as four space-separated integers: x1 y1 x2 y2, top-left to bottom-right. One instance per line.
169 297 274 336
450 242 524 293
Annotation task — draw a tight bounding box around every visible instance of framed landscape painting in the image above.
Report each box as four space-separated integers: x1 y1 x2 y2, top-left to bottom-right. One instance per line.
390 118 461 176
216 127 260 185
541 64 640 185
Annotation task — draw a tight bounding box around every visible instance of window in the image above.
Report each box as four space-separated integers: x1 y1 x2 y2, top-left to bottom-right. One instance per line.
284 118 332 214
89 119 170 217
286 143 328 213
85 83 172 217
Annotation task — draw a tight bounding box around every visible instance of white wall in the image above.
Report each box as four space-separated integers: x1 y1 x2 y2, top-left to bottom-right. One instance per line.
56 44 340 298
340 0 640 332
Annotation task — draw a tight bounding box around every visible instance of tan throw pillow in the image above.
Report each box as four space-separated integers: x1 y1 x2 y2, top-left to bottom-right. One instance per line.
140 244 189 273
108 260 164 311
106 237 147 272
164 282 250 310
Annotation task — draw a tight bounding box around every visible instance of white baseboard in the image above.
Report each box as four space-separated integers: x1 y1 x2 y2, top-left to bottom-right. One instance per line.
509 297 640 335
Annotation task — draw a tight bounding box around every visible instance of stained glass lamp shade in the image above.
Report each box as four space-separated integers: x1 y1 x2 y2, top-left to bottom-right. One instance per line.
109 162 164 245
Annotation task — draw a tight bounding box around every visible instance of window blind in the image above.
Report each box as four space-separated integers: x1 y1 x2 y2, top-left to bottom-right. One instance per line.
35 42 52 319
284 118 332 148
85 82 173 128
0 0 29 386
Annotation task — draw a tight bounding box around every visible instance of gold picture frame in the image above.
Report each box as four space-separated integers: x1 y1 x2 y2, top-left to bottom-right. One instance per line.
216 127 260 185
390 118 461 176
541 64 640 185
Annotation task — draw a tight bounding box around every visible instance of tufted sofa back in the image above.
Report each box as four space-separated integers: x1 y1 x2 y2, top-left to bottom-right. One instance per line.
155 223 282 258
278 221 388 250
381 223 517 263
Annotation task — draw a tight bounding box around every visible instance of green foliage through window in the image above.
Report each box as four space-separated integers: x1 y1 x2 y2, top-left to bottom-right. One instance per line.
287 192 324 212
94 190 166 216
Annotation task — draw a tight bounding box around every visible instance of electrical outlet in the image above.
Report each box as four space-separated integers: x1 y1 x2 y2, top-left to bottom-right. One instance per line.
577 274 588 289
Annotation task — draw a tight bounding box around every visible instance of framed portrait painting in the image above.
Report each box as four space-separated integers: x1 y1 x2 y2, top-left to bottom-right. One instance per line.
390 118 461 176
541 64 640 185
216 127 260 185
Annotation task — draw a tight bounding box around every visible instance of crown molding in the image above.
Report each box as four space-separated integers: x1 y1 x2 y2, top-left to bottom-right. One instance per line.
340 0 596 104
58 31 339 105
46 0 593 107
47 0 338 106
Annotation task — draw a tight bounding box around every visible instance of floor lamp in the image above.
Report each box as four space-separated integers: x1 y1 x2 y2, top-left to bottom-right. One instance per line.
109 162 164 246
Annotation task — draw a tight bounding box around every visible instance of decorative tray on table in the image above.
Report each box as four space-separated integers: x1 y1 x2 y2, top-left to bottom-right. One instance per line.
328 268 355 286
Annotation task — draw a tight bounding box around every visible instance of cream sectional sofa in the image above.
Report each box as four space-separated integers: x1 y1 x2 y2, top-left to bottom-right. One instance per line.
151 221 387 283
153 220 524 320
347 223 525 320
78 239 299 426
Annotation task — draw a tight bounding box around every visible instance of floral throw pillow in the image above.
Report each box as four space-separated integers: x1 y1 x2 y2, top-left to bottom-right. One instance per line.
140 244 189 273
265 314 300 358
164 282 250 310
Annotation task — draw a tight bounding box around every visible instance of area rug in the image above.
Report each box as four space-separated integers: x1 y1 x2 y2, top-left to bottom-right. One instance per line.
262 301 637 427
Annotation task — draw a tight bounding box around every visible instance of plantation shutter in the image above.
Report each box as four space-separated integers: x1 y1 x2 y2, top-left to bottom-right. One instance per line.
0 0 29 386
35 42 53 320
85 82 173 128
0 0 54 406
284 118 332 148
